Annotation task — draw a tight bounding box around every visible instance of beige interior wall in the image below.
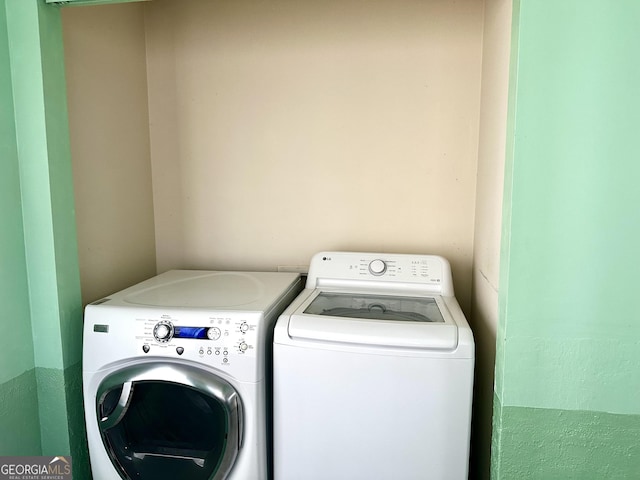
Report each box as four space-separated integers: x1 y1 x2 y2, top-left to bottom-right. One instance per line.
471 0 512 476
63 3 156 305
145 0 485 313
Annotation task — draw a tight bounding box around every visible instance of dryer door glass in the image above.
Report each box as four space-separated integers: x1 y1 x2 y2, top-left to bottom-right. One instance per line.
96 364 242 480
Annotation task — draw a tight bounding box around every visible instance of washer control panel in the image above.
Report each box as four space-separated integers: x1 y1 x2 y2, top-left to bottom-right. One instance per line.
306 251 455 296
135 313 260 370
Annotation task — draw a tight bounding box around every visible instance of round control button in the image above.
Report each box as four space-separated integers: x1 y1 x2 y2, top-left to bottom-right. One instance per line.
207 327 221 341
155 324 169 338
368 259 387 276
240 322 249 333
239 342 248 352
153 321 174 342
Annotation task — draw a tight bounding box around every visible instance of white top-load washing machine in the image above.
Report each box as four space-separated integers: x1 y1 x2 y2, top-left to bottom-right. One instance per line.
273 252 474 480
83 270 301 480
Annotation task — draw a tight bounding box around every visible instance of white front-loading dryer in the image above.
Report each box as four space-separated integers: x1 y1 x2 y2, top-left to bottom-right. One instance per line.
273 252 474 480
83 270 301 480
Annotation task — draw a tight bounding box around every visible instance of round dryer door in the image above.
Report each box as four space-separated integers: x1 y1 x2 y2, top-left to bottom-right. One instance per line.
96 363 242 480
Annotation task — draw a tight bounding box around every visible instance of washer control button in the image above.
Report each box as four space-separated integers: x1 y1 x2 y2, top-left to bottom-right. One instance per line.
368 259 387 276
239 342 248 352
142 344 150 353
240 322 249 333
176 346 184 355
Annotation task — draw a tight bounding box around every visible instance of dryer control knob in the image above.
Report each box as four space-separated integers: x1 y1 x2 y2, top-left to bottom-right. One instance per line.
368 259 387 276
154 321 173 342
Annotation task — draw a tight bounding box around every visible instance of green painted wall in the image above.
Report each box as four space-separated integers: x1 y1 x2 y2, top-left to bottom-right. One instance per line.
492 395 640 479
493 0 640 477
1 0 89 475
0 0 41 454
0 0 35 387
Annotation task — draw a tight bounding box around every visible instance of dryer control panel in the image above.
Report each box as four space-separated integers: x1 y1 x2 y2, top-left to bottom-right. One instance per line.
85 307 277 382
85 309 269 382
136 314 257 362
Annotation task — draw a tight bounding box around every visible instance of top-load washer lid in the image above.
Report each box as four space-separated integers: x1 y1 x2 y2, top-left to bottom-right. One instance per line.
123 272 264 308
288 290 458 350
304 292 445 322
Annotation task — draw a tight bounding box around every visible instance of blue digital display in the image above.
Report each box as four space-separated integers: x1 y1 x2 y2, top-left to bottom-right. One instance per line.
174 327 207 339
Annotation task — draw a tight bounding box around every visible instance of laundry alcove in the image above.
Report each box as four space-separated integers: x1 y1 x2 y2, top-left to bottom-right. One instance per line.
2 0 510 478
